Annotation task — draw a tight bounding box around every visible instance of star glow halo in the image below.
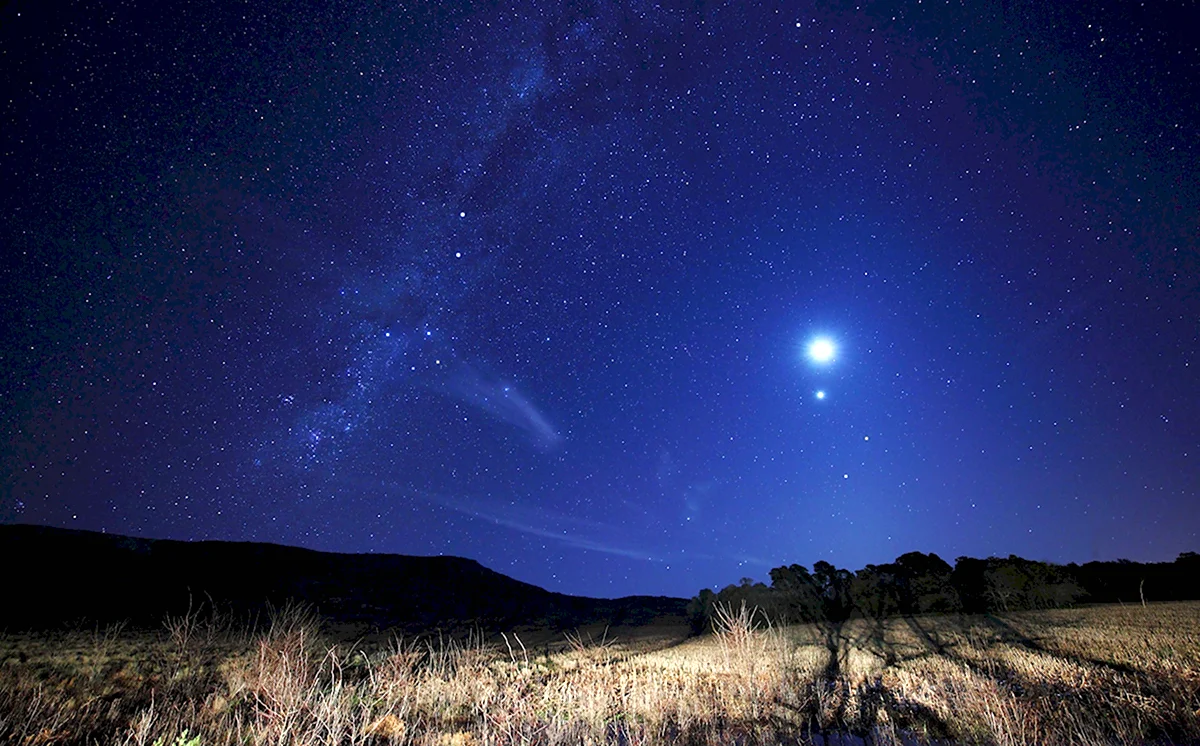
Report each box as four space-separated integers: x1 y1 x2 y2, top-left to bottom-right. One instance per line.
807 337 836 364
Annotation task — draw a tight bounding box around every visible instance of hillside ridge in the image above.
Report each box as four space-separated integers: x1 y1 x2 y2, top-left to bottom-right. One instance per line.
0 523 687 631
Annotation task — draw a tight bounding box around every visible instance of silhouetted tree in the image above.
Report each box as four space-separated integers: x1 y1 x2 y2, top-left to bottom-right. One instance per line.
686 588 716 634
719 577 778 618
1176 552 1200 599
981 556 1083 611
850 564 901 618
691 547 1198 632
687 578 781 633
952 556 991 612
984 562 1027 611
812 560 853 621
1027 561 1084 608
893 552 960 613
769 564 823 622
1075 553 1200 605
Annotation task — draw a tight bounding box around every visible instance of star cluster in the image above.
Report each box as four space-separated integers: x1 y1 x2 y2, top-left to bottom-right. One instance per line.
2 0 1197 597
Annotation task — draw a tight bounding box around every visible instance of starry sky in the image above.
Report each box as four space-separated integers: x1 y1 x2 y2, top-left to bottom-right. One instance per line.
2 0 1198 599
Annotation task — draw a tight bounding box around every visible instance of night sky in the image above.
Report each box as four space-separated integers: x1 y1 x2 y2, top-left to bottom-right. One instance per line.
2 0 1198 599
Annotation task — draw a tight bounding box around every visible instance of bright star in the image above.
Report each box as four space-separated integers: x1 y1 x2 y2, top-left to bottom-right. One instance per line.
816 390 826 400
807 337 836 364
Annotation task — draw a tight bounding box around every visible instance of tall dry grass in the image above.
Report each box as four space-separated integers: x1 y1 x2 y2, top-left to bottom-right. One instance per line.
1 601 1198 745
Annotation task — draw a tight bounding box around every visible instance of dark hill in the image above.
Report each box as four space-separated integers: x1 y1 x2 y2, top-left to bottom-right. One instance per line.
0 524 687 631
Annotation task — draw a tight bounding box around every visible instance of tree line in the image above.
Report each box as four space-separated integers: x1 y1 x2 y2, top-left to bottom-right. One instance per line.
687 551 1200 632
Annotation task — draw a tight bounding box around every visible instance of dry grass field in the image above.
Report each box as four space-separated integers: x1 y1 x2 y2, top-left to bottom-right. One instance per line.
1 601 1198 745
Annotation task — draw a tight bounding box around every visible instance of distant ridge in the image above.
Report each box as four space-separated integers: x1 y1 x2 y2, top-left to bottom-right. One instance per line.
0 524 687 631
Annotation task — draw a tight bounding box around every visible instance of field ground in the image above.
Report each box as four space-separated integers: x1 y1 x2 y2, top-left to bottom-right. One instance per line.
1 601 1198 745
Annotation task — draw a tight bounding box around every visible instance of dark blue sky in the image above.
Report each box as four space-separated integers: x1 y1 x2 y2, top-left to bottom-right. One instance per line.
2 0 1197 598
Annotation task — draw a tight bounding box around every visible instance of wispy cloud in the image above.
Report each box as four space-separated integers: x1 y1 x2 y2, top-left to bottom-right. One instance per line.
372 481 677 562
439 362 562 450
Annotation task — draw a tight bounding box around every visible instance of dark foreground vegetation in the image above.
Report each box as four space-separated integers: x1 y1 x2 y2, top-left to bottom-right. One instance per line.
2 600 1198 745
689 550 1200 632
